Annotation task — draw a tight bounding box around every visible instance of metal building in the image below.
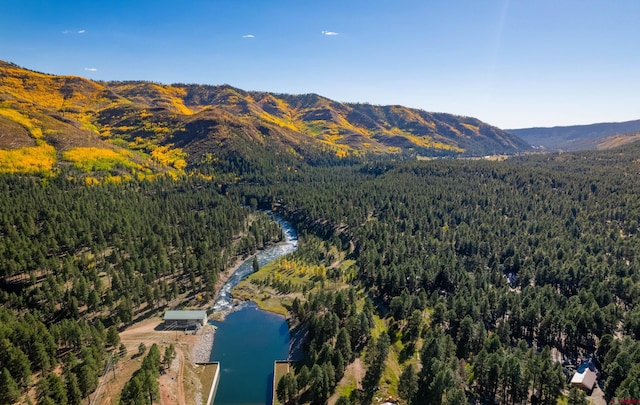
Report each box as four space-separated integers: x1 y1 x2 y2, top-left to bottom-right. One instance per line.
163 310 208 330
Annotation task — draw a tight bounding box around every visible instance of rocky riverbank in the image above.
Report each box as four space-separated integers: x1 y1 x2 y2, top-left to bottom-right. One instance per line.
192 324 216 363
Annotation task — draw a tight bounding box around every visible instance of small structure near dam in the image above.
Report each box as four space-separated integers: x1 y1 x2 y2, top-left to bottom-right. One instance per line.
163 310 208 330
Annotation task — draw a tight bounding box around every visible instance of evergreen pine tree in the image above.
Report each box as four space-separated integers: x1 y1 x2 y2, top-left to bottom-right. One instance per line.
0 368 21 405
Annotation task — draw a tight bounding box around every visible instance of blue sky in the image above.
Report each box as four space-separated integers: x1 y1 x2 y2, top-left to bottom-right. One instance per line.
1 0 638 128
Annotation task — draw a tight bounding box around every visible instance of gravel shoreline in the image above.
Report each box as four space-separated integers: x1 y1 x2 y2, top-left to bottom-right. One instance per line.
192 324 216 363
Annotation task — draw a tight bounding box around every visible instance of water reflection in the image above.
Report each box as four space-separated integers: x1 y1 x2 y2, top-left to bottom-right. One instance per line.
209 214 298 404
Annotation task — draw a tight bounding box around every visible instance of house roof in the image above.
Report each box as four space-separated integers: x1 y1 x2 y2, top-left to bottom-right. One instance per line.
570 368 597 390
163 310 208 321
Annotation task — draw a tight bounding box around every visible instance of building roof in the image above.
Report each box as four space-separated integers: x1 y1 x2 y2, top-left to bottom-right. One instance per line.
571 368 597 390
163 310 208 321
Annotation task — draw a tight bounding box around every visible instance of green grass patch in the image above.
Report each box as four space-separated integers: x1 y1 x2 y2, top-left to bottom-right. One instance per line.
301 121 327 137
338 380 357 398
381 346 401 398
233 283 290 316
371 314 387 339
82 122 99 133
340 259 357 271
232 249 353 318
273 362 294 405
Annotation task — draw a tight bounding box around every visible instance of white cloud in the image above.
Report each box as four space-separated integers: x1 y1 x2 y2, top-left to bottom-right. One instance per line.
84 68 97 72
321 31 339 36
62 29 86 35
242 34 255 39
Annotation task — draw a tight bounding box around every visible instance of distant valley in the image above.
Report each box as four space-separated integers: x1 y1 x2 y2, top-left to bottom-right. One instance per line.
508 119 640 151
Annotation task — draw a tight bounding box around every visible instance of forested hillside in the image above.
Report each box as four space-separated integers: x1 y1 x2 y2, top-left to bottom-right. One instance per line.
231 142 640 403
3 139 640 403
0 174 282 404
0 59 530 181
1 140 640 403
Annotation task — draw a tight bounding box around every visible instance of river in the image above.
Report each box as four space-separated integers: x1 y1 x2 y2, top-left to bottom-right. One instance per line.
210 214 298 405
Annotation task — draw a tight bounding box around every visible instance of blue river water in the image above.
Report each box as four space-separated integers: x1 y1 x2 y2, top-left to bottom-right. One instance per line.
210 215 298 405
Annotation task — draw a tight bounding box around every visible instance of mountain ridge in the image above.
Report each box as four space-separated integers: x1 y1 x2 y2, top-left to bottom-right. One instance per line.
508 119 640 151
0 60 531 177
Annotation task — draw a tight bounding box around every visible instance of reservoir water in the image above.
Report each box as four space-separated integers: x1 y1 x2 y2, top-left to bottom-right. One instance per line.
210 215 298 405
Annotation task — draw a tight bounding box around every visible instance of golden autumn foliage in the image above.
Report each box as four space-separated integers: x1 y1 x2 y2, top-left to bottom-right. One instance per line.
257 111 299 131
193 172 214 181
0 142 56 174
62 147 139 172
150 145 187 171
461 123 480 133
335 149 349 158
445 123 462 137
0 108 43 139
106 82 193 115
84 176 100 186
403 134 465 152
104 174 132 184
0 59 529 177
0 64 114 129
260 257 328 287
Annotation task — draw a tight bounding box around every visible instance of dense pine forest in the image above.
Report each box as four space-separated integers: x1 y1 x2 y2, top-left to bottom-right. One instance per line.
1 140 640 404
231 145 640 404
0 173 282 404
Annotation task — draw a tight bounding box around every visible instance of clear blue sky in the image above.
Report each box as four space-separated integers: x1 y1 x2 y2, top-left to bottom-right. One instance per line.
1 0 638 128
